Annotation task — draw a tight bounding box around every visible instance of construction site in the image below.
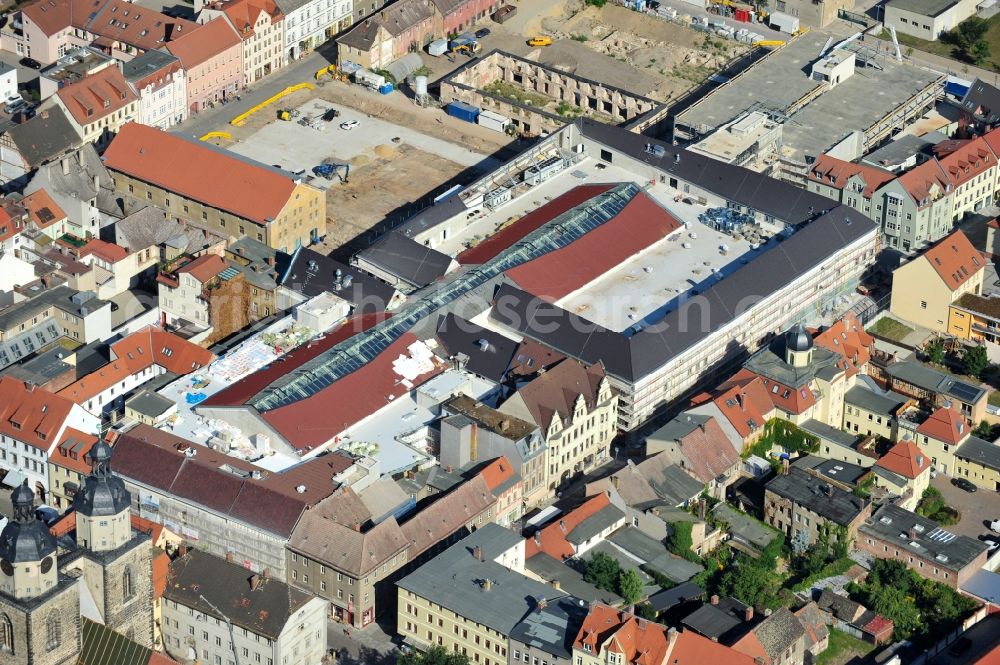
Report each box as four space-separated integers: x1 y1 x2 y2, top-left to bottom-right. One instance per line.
672 30 943 180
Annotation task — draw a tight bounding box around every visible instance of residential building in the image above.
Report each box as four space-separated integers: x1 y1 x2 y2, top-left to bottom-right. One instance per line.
732 604 829 665
23 143 117 239
890 229 985 331
277 0 353 62
37 46 115 99
0 284 113 346
124 390 178 426
806 154 897 219
936 137 997 220
0 0 196 66
198 0 284 85
858 504 988 588
20 188 70 243
57 327 214 418
104 123 324 252
876 159 955 252
499 359 616 493
0 376 99 502
763 466 871 545
913 405 971 476
869 355 988 422
335 0 435 70
122 49 187 130
947 293 1000 343
525 492 625 562
433 0 502 35
41 64 138 149
762 0 853 27
843 386 911 440
686 375 775 452
816 590 894 645
46 428 99 509
884 0 980 40
954 435 1000 491
872 440 931 510
0 62 15 102
156 253 227 339
277 245 404 312
646 413 741 499
0 107 83 186
76 237 155 299
225 236 282 321
165 17 243 112
397 524 556 664
961 78 1000 130
508 596 589 665
162 549 327 665
111 424 355 576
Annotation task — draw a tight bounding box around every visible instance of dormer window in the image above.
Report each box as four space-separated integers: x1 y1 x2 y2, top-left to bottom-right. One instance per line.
103 100 110 108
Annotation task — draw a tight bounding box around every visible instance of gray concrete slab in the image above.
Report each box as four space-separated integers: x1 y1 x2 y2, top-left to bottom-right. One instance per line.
930 474 1000 542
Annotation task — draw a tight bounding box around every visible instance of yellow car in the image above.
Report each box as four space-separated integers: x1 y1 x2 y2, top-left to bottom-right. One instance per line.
527 36 553 47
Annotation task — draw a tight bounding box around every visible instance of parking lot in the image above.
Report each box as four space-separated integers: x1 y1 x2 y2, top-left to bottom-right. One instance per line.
931 475 1000 544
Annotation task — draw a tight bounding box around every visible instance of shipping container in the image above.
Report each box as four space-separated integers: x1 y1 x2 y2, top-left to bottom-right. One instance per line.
446 100 480 123
492 5 517 22
428 39 449 56
734 8 751 22
477 109 510 133
768 11 799 34
353 69 386 88
378 83 394 95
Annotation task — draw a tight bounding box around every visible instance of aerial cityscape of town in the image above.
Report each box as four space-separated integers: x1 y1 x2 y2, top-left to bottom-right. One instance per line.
9 0 1000 663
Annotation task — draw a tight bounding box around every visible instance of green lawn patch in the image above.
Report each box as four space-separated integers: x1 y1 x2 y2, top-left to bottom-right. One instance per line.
817 629 876 665
989 390 1000 407
791 557 855 592
867 317 914 342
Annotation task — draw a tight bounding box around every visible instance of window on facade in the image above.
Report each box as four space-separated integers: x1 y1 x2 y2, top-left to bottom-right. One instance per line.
0 613 14 654
123 566 135 600
46 613 61 651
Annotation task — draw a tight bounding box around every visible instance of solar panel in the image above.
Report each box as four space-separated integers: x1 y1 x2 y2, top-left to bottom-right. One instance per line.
948 382 982 403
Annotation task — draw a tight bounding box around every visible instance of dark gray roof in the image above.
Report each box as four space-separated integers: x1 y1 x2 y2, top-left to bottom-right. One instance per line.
565 504 625 545
648 581 703 612
861 504 987 573
489 203 876 383
886 361 987 404
648 463 705 507
79 617 153 665
336 0 433 49
273 0 313 12
799 418 864 449
0 319 64 370
649 413 710 444
398 524 564 633
6 106 82 167
525 552 621 605
509 596 589 659
165 549 314 639
434 313 519 383
122 49 180 83
712 503 778 550
280 246 397 310
0 481 57 564
125 390 175 418
956 436 1000 472
742 338 842 389
606 526 703 582
765 467 868 527
682 597 749 640
74 440 131 518
4 347 74 385
357 231 454 289
845 386 909 415
816 589 864 622
886 0 958 17
961 78 1000 124
795 455 869 487
862 135 935 169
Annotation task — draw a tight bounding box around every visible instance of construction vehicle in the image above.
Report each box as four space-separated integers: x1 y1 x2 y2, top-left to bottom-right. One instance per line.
527 36 553 47
753 39 785 47
312 162 350 183
278 110 291 121
322 108 341 121
451 42 481 56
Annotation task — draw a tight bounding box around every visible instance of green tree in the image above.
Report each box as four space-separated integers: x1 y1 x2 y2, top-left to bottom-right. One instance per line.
972 39 992 65
867 585 922 639
635 603 658 621
398 646 471 665
619 568 645 605
964 344 991 379
975 420 996 439
720 559 781 609
585 552 622 593
926 339 946 365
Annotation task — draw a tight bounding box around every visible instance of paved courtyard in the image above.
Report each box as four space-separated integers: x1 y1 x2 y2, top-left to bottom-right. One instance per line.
931 474 1000 542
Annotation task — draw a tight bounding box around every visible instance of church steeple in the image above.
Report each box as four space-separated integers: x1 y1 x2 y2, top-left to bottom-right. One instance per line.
73 440 131 552
0 481 58 600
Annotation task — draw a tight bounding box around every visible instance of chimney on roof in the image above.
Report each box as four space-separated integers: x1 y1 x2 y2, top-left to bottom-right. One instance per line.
782 458 790 475
710 595 719 606
499 419 510 433
473 545 483 561
352 522 361 532
610 474 619 490
61 158 70 176
744 606 754 622
667 627 678 648
483 578 492 591
262 568 270 581
755 658 766 665
24 382 35 392
536 596 547 612
226 552 234 563
698 497 707 521
910 527 919 540
250 574 262 592
40 110 48 120
551 580 560 591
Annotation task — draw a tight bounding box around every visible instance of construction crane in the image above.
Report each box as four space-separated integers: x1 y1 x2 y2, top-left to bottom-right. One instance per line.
888 26 903 62
199 594 241 665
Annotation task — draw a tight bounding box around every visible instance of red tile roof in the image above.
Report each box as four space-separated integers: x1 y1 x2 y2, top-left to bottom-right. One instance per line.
55 66 137 127
573 603 671 665
876 441 930 479
49 428 99 475
59 327 213 404
706 375 774 440
203 312 389 407
669 629 758 665
20 189 66 230
130 513 165 545
0 377 79 452
207 0 282 40
897 159 952 208
920 229 985 291
165 17 242 69
525 492 612 560
506 191 683 301
478 456 516 493
49 512 76 537
151 550 170 600
103 123 297 225
457 184 615 265
807 154 895 198
176 253 227 283
730 365 816 416
80 238 129 263
937 136 995 188
813 313 875 379
261 333 444 450
668 416 741 485
916 406 970 445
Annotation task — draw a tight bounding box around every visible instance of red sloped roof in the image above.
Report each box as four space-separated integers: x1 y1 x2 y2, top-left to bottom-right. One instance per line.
525 492 611 560
0 377 78 452
671 630 758 665
807 154 895 198
813 313 875 379
711 375 774 439
937 136 995 188
505 191 682 301
202 312 389 407
165 17 241 69
55 66 138 127
573 603 671 663
151 550 170 600
457 184 614 265
916 406 970 445
176 253 227 283
20 189 66 230
80 238 129 263
261 333 444 450
672 416 741 484
103 122 296 225
876 441 930 479
478 456 516 492
920 229 985 291
898 159 953 207
49 428 99 475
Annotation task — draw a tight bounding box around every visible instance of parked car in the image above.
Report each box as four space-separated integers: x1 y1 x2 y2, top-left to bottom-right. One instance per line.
527 36 553 47
19 57 41 69
339 119 360 130
475 28 491 38
4 98 26 114
990 519 1000 532
952 477 978 492
984 539 1000 552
